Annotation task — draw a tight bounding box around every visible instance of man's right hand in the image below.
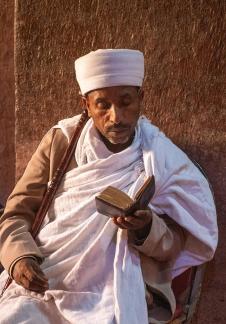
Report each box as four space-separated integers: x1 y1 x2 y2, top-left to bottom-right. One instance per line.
12 257 49 293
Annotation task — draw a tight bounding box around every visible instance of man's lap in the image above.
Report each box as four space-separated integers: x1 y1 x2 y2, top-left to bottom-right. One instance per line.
0 293 67 324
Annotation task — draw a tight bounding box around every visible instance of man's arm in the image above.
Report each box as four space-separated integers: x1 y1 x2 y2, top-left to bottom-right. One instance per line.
0 126 77 293
113 210 186 262
0 129 55 273
0 129 63 293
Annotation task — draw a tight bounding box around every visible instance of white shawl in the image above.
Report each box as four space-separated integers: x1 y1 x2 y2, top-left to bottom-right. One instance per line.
0 115 217 324
58 114 218 277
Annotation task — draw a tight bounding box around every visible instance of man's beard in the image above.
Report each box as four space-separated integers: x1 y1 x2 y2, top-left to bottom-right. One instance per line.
105 124 132 145
106 134 131 145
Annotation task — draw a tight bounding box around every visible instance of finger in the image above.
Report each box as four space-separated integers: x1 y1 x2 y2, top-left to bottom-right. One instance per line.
112 217 128 229
24 269 49 287
113 217 140 230
134 210 152 222
23 266 49 289
113 216 146 230
19 275 48 293
25 262 48 282
24 275 48 292
124 216 144 227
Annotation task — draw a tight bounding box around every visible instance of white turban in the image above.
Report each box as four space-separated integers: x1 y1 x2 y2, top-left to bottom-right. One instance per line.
74 49 144 95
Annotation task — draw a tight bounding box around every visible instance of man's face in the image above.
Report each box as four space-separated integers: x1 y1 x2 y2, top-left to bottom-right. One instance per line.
83 86 143 152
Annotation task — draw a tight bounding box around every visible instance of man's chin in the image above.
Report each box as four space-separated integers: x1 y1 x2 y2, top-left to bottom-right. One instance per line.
107 135 131 145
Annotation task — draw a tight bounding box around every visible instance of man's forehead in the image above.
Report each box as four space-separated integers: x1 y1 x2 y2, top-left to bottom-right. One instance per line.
87 86 139 99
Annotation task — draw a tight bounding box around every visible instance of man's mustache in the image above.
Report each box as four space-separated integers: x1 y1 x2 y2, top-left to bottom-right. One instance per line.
106 124 129 131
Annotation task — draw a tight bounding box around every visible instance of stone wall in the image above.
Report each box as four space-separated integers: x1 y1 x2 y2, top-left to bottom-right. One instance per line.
0 0 15 204
8 0 226 322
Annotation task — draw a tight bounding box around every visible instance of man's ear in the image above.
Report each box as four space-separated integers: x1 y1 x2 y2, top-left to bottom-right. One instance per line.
80 95 91 117
138 88 144 101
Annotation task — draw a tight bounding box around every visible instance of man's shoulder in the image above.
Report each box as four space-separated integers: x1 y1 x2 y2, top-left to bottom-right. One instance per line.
140 116 188 161
37 114 82 161
139 116 167 145
40 114 82 150
54 114 82 141
41 115 82 178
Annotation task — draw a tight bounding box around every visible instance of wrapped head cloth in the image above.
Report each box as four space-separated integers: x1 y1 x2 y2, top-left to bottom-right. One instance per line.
75 49 144 95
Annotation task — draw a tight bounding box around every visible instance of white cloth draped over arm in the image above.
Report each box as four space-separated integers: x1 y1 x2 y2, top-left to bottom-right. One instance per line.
139 117 218 276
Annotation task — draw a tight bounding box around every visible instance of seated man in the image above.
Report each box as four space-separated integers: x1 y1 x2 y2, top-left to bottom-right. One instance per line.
0 49 218 324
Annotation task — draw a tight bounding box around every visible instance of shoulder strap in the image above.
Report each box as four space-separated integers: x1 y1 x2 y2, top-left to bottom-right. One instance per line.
0 109 89 297
31 110 89 237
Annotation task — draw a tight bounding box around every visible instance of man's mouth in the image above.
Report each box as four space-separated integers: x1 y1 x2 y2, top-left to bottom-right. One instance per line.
107 126 129 133
109 129 127 133
108 130 130 138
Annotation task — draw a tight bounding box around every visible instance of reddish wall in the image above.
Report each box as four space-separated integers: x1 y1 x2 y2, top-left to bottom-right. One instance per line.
14 1 226 323
0 0 15 204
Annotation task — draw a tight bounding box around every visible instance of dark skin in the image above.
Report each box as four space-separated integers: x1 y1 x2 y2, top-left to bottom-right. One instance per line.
12 258 49 293
13 86 152 293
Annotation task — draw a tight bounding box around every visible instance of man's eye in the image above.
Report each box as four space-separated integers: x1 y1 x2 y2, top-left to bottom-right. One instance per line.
96 102 110 109
121 100 132 107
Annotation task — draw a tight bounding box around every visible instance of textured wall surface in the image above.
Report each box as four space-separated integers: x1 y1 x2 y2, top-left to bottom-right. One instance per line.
15 0 225 322
0 0 15 204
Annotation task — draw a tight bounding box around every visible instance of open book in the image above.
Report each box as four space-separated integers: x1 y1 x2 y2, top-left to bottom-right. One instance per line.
95 176 155 217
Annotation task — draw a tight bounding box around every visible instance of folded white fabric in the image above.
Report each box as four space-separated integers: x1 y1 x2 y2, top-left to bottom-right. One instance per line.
75 49 144 95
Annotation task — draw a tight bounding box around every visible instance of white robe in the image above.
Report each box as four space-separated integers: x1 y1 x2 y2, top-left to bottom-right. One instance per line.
0 116 218 324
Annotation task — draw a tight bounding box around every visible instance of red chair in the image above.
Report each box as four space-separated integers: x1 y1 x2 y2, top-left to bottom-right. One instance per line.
171 264 207 323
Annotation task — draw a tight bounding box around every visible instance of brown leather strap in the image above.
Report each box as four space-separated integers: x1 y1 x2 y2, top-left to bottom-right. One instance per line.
0 110 89 297
31 109 89 237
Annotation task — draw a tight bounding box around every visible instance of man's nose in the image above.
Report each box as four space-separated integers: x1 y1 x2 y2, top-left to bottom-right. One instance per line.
109 105 123 124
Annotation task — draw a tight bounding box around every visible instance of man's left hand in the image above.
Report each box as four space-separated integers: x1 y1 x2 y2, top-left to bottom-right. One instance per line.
112 209 152 243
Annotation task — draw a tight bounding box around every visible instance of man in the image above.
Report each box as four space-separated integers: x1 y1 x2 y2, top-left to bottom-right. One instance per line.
0 49 218 323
